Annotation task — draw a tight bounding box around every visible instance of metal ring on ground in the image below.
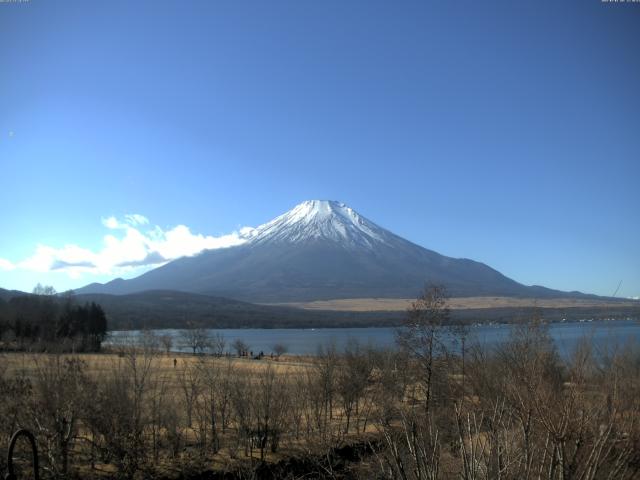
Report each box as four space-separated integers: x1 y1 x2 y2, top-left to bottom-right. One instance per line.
5 429 39 480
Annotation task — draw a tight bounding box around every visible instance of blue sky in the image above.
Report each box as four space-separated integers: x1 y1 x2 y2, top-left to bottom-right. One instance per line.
0 0 638 297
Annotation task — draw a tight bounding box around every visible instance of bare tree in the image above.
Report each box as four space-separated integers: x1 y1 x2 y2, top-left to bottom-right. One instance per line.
211 332 226 356
252 365 291 458
178 362 201 428
312 342 339 444
30 355 86 476
159 334 173 355
230 365 292 461
229 372 252 457
194 355 230 454
82 348 155 479
396 284 451 414
378 408 442 480
180 327 211 355
337 339 370 434
232 338 249 357
140 329 160 354
147 366 170 465
272 343 288 360
32 283 57 296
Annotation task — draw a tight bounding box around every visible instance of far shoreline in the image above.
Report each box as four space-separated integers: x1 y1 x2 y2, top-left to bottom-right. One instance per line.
108 315 640 334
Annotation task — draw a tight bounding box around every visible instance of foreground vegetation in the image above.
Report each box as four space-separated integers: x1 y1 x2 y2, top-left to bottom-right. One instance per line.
1 289 639 479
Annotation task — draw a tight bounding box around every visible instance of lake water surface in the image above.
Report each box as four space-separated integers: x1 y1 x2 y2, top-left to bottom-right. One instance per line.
109 319 640 357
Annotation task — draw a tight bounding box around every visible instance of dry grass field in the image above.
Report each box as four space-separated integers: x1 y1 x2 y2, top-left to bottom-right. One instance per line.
1 350 313 380
268 296 640 311
2 316 639 479
0 347 385 479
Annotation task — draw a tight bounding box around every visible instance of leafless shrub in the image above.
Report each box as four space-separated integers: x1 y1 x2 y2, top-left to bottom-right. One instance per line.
337 339 371 434
159 334 173 355
273 343 288 359
180 327 212 355
377 408 441 480
82 349 155 479
19 355 86 477
194 355 235 454
178 360 201 431
211 332 226 356
397 285 456 415
232 338 250 357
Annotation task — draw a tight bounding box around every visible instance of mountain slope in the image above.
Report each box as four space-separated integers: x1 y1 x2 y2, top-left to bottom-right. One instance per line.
77 200 591 302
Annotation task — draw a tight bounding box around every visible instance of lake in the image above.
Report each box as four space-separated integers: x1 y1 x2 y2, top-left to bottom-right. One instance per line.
108 319 640 357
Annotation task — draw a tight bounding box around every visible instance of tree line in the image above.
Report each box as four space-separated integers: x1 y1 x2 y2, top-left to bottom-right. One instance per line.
0 284 107 352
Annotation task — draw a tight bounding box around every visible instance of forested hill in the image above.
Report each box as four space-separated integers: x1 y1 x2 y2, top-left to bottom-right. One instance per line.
0 287 27 302
1 288 638 332
74 290 403 330
0 289 107 351
73 290 640 330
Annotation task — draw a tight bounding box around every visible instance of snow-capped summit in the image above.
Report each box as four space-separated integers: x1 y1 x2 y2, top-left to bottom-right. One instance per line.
248 200 392 248
76 200 585 302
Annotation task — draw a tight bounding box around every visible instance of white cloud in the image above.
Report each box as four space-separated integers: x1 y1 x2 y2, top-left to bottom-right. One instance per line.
239 226 256 237
150 225 246 259
7 214 251 279
0 258 15 271
102 214 149 230
102 216 121 229
19 244 97 272
125 214 149 226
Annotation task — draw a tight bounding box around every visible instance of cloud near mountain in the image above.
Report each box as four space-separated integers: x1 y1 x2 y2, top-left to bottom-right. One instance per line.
4 214 251 278
0 258 15 271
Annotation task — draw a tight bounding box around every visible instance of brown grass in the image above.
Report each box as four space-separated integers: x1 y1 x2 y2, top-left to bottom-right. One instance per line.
0 350 343 476
265 296 639 311
1 350 313 382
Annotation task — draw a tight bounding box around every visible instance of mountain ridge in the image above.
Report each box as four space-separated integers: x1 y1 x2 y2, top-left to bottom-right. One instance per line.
76 200 602 302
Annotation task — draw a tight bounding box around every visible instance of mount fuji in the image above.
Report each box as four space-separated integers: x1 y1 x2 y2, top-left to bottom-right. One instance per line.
77 200 586 302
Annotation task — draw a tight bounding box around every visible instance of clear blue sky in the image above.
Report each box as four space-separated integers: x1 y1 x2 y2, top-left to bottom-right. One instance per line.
0 0 638 297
